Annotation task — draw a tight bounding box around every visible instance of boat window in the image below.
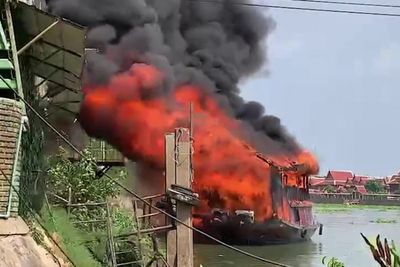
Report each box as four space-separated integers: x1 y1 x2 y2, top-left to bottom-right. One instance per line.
293 208 300 223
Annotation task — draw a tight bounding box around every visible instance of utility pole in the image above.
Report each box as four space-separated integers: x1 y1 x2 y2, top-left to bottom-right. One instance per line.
175 128 193 267
165 128 194 267
165 132 177 267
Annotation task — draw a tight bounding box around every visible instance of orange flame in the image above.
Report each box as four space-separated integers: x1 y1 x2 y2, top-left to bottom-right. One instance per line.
79 63 318 221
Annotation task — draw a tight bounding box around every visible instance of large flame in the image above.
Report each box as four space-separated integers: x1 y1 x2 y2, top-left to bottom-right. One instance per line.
79 64 318 221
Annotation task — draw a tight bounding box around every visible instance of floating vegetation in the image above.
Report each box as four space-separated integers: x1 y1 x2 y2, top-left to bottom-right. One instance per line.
315 204 400 214
322 256 345 267
370 218 397 224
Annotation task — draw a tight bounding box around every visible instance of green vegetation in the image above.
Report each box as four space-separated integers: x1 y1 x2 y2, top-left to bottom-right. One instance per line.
323 185 337 193
30 148 156 266
370 218 397 224
362 234 400 267
365 180 386 194
322 257 345 267
41 208 102 267
315 203 400 213
323 235 400 267
14 27 154 266
47 148 124 204
314 204 350 213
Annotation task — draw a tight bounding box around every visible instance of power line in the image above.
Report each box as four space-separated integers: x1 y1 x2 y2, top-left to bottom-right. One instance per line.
187 0 400 17
287 0 400 9
0 75 291 267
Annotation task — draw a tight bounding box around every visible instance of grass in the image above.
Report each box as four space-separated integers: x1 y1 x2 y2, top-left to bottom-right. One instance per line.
40 208 103 267
315 203 400 213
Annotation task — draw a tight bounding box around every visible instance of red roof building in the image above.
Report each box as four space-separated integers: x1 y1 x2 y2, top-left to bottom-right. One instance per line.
352 175 368 185
354 185 367 194
308 171 380 195
326 170 354 182
309 176 325 187
388 175 400 194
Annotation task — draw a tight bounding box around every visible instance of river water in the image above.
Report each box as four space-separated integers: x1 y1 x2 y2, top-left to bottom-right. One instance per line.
194 205 400 267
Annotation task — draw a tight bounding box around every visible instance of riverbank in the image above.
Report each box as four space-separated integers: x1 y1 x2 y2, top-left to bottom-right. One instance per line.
314 203 400 213
310 193 400 206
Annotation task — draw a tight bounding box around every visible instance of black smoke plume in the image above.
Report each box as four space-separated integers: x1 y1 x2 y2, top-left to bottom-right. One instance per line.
45 0 301 156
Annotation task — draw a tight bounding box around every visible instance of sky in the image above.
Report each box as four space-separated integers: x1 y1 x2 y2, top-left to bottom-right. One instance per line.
240 1 400 177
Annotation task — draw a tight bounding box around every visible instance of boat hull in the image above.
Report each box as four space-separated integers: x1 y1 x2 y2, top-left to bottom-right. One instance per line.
194 218 319 245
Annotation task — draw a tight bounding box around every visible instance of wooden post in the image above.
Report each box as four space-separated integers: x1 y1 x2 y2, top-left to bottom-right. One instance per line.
174 128 193 267
67 187 72 218
106 202 117 267
165 133 177 267
133 200 145 267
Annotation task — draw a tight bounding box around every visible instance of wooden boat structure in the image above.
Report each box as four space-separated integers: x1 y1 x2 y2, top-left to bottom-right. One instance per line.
192 153 323 245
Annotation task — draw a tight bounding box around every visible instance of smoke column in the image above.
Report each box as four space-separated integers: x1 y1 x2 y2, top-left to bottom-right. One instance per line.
45 0 319 220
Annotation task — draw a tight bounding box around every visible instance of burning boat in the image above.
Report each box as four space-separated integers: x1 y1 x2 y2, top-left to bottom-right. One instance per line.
193 153 321 245
55 0 322 246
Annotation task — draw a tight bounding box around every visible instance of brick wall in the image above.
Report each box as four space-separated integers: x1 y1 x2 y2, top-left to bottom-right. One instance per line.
0 98 22 217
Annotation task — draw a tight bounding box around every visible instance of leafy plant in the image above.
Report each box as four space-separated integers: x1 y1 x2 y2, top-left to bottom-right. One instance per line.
322 256 345 267
391 242 400 267
111 208 154 265
41 208 102 267
361 233 399 267
365 180 385 194
46 148 126 230
44 148 158 266
46 148 124 204
323 185 336 193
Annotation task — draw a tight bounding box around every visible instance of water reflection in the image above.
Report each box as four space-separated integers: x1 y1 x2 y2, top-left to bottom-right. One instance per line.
195 208 400 267
195 240 318 267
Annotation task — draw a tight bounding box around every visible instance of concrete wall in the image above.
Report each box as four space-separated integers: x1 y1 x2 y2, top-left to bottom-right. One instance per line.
310 193 400 206
360 199 400 206
310 193 352 204
0 98 22 217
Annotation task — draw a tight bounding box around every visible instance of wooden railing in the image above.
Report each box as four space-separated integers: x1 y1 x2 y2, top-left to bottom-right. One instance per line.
85 138 124 164
58 135 125 165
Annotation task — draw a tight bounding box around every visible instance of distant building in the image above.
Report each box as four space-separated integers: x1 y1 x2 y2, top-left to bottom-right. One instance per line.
351 175 368 186
388 174 400 194
309 170 368 194
325 170 354 185
309 175 325 186
353 185 368 195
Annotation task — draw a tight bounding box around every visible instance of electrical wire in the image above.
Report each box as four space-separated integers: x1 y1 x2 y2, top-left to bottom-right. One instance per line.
0 166 76 267
287 0 400 9
186 0 400 17
0 75 291 266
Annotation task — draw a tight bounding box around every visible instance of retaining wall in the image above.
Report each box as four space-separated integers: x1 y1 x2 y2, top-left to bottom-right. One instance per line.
0 98 22 217
310 193 400 206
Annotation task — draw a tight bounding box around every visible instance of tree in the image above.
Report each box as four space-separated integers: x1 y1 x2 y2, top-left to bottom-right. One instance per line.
324 185 336 193
365 180 385 194
46 148 125 203
46 148 127 231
